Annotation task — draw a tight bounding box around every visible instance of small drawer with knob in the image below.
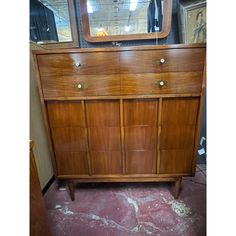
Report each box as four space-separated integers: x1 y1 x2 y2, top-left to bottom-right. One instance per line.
119 48 205 73
40 75 121 99
37 52 120 76
121 72 203 95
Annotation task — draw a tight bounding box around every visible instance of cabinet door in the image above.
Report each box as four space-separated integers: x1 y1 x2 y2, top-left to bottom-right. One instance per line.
47 101 89 175
86 100 122 174
159 98 199 174
124 99 158 174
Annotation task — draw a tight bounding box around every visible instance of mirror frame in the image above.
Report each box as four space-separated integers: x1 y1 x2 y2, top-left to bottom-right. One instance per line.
80 0 172 43
34 0 79 48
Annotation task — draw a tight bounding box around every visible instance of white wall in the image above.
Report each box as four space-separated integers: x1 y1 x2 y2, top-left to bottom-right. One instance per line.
30 42 54 189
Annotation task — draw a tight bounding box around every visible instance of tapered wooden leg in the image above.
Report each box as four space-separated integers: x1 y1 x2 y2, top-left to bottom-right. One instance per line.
174 177 182 199
68 181 75 201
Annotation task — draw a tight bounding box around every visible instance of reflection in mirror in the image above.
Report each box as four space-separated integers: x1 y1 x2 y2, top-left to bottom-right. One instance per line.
79 0 172 42
30 0 72 44
87 0 164 37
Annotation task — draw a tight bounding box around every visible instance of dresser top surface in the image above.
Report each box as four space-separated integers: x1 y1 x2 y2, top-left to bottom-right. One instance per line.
32 43 206 55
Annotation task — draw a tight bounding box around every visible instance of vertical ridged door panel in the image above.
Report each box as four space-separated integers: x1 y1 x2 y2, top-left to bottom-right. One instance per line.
159 97 200 174
47 101 89 175
123 99 158 174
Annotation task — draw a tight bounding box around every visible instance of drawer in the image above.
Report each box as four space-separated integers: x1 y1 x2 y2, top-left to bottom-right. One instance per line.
41 75 121 98
37 52 119 76
119 48 205 73
121 72 202 95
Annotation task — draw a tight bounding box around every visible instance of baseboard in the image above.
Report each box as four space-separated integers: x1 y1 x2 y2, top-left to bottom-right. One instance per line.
42 175 55 195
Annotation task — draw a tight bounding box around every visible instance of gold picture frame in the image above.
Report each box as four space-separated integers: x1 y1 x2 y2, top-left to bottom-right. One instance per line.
179 1 206 44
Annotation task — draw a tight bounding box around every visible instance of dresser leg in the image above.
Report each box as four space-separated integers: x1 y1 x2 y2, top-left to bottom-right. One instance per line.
174 177 182 199
68 181 75 201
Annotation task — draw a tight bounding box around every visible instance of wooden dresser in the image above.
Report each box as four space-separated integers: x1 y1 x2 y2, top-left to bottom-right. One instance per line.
33 44 206 200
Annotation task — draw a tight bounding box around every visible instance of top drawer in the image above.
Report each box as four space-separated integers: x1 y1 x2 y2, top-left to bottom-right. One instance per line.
119 48 205 73
37 52 119 76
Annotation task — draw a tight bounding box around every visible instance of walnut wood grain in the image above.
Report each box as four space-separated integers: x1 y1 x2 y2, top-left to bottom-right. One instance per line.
159 149 194 174
58 174 190 179
121 72 202 95
36 47 205 77
55 151 89 175
90 151 122 174
41 71 202 99
47 102 90 175
41 74 121 99
120 48 205 73
44 93 201 101
159 98 199 174
125 150 157 174
160 125 196 149
33 43 206 55
161 97 200 125
37 52 119 76
123 99 158 174
32 44 206 200
124 126 157 150
50 127 87 152
123 99 158 126
88 127 121 150
47 101 85 127
58 176 178 182
85 100 120 126
85 100 122 175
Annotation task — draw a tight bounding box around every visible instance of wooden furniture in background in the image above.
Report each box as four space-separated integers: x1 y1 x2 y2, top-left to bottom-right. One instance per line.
33 44 206 200
30 0 79 48
30 141 51 236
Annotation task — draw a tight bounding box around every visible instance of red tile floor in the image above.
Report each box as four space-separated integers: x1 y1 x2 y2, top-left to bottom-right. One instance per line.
44 164 206 236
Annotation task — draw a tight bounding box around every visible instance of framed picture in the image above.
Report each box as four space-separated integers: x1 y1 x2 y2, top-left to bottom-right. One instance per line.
178 1 206 44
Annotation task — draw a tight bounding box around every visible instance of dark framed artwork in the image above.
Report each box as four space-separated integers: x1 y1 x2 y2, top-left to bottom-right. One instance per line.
178 1 206 44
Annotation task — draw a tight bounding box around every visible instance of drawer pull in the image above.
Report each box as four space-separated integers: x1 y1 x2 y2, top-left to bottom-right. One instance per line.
75 62 81 67
160 58 166 64
159 80 166 87
77 83 83 89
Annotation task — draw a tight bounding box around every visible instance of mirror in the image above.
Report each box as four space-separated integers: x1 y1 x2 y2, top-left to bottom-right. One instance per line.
79 0 172 43
30 0 79 48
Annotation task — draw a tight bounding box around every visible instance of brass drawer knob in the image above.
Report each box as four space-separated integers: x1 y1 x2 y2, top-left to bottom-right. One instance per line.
159 80 166 87
75 62 81 67
160 58 166 64
77 83 83 89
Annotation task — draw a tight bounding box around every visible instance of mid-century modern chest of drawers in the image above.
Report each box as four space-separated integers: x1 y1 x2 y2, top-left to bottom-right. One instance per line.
33 44 206 200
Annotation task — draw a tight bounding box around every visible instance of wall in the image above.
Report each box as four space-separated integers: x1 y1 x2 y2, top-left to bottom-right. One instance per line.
30 42 54 189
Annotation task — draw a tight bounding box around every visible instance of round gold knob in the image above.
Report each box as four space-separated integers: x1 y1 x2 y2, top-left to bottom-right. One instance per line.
159 80 165 87
75 62 81 67
160 58 166 64
77 83 83 89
